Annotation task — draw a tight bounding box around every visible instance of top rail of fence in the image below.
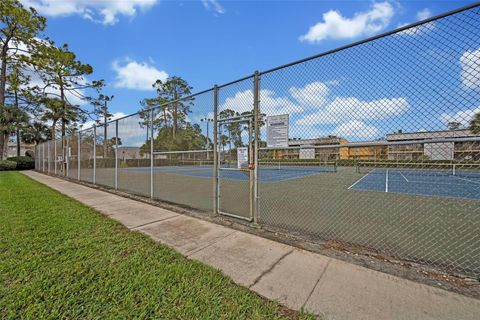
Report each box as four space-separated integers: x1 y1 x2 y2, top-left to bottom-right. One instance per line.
259 2 480 75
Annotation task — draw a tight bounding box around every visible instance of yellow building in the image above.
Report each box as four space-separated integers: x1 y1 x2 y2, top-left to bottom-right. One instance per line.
280 136 348 161
339 144 388 161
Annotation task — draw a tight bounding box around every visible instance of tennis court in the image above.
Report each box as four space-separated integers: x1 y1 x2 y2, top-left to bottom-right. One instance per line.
124 162 337 183
35 4 480 278
349 163 480 201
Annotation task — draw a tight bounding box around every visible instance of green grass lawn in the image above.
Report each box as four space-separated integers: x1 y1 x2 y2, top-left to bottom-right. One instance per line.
0 172 313 320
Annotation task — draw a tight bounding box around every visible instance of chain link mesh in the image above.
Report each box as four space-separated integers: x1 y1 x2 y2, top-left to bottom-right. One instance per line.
256 6 480 277
67 135 78 180
93 123 115 188
152 90 215 212
79 128 94 183
35 5 480 277
216 78 255 219
117 113 150 197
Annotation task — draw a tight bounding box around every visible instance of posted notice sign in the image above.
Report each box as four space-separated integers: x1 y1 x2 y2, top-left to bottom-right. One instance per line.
299 148 315 159
266 114 289 148
237 147 249 169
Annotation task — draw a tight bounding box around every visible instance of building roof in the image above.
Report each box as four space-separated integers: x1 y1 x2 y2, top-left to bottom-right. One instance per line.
386 129 480 141
288 136 345 147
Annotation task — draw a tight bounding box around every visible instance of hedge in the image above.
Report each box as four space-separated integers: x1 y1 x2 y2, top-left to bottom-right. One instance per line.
0 160 17 171
7 156 35 170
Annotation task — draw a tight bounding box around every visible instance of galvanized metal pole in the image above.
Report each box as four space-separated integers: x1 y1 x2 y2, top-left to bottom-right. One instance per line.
65 137 69 177
213 85 219 214
93 125 96 184
253 71 260 224
47 140 51 173
249 117 254 221
150 109 154 199
54 139 57 175
42 142 45 172
115 121 119 190
77 132 81 180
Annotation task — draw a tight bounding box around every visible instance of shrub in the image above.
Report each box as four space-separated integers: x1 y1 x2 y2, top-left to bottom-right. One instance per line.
6 156 35 170
0 160 17 171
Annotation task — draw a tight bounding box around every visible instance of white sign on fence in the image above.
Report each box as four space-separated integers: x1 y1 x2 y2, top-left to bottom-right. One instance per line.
237 147 249 169
299 148 315 159
266 114 289 148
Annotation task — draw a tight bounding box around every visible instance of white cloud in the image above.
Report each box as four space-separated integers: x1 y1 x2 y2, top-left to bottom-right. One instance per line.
289 81 333 108
20 0 158 25
220 89 302 115
81 112 128 130
396 21 435 36
460 48 480 90
440 107 480 127
201 0 225 15
299 2 394 43
396 8 435 36
416 8 432 21
112 59 168 91
333 120 379 139
297 96 409 125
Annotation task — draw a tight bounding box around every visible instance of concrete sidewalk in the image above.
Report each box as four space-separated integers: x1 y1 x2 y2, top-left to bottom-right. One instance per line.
23 171 480 320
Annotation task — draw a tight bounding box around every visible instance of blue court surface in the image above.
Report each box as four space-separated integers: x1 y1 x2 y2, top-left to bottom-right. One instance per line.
349 168 480 201
122 165 334 183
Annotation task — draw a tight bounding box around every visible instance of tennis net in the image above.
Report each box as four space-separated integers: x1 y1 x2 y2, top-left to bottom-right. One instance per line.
258 161 337 172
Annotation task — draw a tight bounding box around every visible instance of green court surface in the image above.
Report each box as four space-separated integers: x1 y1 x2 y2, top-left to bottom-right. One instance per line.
78 165 480 277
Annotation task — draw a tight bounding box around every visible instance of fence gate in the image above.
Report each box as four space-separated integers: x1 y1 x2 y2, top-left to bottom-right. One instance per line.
216 114 255 221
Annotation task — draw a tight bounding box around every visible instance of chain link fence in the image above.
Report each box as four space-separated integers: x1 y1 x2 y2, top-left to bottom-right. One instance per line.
35 4 480 278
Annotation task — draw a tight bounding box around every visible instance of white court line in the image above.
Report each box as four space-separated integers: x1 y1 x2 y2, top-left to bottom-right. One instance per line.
400 172 409 182
385 169 389 193
454 176 480 185
347 171 372 190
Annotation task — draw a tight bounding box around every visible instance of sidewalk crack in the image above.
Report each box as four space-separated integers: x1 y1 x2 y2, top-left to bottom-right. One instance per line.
249 249 294 289
130 215 179 230
301 259 331 309
185 230 238 257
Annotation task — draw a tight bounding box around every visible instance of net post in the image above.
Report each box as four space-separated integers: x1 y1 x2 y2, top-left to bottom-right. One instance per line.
77 131 80 180
150 109 154 199
115 120 119 190
93 125 96 184
213 85 219 215
253 71 260 224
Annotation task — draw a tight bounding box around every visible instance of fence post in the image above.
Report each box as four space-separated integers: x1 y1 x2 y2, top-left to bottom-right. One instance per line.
47 141 51 174
65 137 69 177
150 109 154 199
93 125 96 184
253 71 260 224
213 85 219 215
115 120 119 190
77 132 81 180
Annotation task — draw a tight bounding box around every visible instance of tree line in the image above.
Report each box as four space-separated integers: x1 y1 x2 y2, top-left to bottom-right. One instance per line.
0 0 111 160
1 0 256 162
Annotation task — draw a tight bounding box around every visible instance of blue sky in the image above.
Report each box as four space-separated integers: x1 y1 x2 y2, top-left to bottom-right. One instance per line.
20 1 480 143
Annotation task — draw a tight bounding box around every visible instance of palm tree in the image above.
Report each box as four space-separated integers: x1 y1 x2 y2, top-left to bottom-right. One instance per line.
469 113 480 134
21 121 51 145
